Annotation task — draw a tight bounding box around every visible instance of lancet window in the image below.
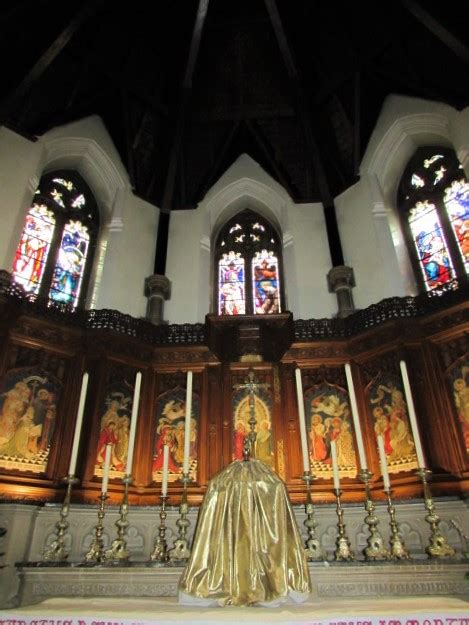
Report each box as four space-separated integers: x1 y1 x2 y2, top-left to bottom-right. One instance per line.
398 147 469 294
12 170 99 308
215 210 284 315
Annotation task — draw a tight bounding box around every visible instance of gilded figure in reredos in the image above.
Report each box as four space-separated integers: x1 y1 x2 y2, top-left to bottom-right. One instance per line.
367 375 418 473
94 382 134 480
449 363 469 452
304 383 357 479
0 367 60 473
152 388 199 483
232 385 274 468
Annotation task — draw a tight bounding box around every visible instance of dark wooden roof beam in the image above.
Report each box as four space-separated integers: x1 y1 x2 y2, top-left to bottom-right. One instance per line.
245 120 298 200
0 0 103 124
402 0 469 65
153 0 210 275
196 120 242 201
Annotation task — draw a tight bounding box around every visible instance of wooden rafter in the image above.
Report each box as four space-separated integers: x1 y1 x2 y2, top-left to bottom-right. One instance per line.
196 120 241 201
264 0 344 266
1 0 103 122
153 0 210 275
245 120 297 199
402 0 469 65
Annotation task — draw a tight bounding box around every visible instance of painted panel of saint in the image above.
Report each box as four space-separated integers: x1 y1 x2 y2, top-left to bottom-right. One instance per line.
94 383 134 480
0 368 60 473
232 386 274 468
368 376 418 473
449 363 469 453
152 388 199 483
304 383 357 479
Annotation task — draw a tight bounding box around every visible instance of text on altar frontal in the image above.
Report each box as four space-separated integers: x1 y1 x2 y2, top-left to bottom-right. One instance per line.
1 618 469 625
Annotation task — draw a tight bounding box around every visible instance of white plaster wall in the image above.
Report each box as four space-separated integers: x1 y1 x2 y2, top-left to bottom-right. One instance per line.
94 192 158 317
164 208 206 324
283 202 336 319
0 127 44 269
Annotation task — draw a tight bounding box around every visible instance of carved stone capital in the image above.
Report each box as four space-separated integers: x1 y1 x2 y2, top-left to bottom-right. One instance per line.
327 265 356 319
144 274 171 325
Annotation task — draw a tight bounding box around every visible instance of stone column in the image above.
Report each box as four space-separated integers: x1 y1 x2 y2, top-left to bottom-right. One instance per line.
144 274 171 325
327 265 356 318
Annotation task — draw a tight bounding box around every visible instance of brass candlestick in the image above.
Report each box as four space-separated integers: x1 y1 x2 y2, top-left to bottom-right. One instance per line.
149 494 169 564
84 492 108 563
385 489 410 560
104 474 132 564
416 468 456 558
42 474 79 563
334 489 354 561
302 471 324 561
169 473 191 562
359 468 390 561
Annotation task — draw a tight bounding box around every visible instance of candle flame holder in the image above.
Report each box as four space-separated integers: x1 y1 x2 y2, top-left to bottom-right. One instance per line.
416 468 456 558
104 474 132 565
42 474 79 563
149 494 170 564
302 471 324 561
359 469 390 561
169 472 192 562
334 489 354 561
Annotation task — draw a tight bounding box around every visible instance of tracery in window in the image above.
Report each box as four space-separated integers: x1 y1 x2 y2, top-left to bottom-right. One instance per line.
12 171 99 308
215 210 283 315
398 147 469 294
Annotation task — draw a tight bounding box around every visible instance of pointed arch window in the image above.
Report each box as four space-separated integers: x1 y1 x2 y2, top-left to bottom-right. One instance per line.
215 210 284 315
398 147 469 294
12 170 99 308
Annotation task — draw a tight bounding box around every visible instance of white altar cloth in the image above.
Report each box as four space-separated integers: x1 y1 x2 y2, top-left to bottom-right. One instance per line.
1 595 468 624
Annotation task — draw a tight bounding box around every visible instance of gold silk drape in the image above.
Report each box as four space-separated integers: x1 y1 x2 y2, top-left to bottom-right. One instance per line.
179 459 312 607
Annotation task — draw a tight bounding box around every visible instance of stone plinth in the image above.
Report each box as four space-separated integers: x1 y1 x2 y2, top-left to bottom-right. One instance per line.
14 561 469 607
144 274 171 325
327 265 356 318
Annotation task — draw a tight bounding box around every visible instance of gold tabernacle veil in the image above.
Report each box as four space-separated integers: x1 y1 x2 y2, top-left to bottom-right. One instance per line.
178 458 312 607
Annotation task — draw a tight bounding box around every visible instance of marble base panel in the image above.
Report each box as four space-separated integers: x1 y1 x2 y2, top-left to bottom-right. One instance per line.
14 561 469 607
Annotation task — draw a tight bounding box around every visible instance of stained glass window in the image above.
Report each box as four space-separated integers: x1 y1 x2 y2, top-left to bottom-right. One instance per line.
218 252 245 315
215 210 283 315
12 205 56 294
398 147 469 294
252 250 280 314
408 201 455 290
12 171 99 308
49 221 90 306
444 180 469 273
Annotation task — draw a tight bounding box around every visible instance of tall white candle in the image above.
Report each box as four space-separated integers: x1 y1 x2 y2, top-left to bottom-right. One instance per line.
101 443 112 494
399 360 426 468
125 371 142 475
183 371 193 475
330 440 340 492
68 371 89 476
377 435 391 491
344 363 368 470
161 444 169 496
295 368 310 474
